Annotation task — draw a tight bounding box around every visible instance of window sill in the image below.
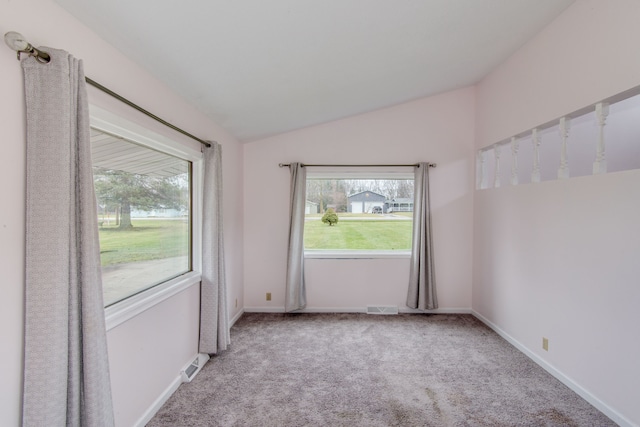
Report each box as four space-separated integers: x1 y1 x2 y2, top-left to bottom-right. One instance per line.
105 271 201 331
304 250 411 259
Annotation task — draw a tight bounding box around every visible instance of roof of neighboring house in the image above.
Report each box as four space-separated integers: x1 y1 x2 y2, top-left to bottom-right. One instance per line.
388 198 414 203
305 200 318 205
347 191 386 200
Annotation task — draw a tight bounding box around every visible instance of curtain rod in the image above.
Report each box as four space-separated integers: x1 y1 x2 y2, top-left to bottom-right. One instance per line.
85 78 212 148
278 163 436 168
4 31 213 149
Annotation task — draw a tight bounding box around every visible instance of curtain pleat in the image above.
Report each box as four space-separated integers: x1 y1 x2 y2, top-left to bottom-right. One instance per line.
406 163 438 310
22 49 114 426
285 163 307 312
199 143 230 354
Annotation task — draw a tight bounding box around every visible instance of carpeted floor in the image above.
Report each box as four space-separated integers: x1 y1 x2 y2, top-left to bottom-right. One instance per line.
147 313 616 426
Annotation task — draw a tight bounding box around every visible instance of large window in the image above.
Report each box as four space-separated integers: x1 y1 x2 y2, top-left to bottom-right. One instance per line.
91 127 193 306
88 106 204 323
304 173 414 254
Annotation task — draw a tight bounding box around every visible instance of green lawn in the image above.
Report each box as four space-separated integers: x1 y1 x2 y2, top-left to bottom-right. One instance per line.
304 218 412 250
98 216 409 266
391 211 413 218
98 219 189 266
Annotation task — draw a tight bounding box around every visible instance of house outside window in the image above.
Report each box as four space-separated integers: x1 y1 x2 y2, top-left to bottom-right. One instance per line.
304 172 414 257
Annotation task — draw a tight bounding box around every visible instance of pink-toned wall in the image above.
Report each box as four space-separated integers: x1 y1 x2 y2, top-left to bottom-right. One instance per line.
474 1 640 425
4 0 638 426
243 87 475 312
0 1 243 426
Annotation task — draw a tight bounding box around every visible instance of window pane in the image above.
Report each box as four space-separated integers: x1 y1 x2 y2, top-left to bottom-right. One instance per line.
305 178 413 250
91 128 191 306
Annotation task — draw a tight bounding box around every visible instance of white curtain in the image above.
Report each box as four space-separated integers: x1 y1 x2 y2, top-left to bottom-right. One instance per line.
22 49 114 426
199 142 230 354
285 163 307 312
406 163 438 310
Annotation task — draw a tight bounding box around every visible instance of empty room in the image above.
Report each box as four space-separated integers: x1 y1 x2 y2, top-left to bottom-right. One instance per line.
1 0 639 426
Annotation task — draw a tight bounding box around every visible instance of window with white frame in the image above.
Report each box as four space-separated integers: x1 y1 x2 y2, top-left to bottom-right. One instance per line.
304 171 414 255
90 107 203 310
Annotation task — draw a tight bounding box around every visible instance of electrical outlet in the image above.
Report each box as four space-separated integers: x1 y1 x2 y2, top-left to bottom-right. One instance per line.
266 292 272 301
542 337 549 351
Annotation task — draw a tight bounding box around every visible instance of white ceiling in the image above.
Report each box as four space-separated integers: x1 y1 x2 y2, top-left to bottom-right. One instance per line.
56 0 574 142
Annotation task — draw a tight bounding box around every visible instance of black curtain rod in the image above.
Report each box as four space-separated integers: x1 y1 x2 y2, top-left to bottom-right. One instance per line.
278 163 436 168
85 77 213 148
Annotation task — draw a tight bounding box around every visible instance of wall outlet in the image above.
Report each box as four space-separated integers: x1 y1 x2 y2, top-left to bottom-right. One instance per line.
266 292 272 301
542 337 549 351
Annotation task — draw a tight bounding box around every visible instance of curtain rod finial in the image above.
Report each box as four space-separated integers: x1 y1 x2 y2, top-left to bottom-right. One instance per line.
4 31 50 63
4 31 29 51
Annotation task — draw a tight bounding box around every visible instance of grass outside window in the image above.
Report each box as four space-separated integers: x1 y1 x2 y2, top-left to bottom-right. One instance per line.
304 215 412 250
98 219 189 266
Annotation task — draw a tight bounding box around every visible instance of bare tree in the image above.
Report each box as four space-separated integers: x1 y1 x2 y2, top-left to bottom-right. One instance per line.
308 178 414 213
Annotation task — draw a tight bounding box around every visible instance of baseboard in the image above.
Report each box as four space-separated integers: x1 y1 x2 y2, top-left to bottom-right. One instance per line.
133 353 209 427
133 373 181 427
471 310 635 427
244 306 286 313
230 308 245 327
244 306 472 314
400 307 472 314
244 306 361 313
300 307 365 313
131 308 245 426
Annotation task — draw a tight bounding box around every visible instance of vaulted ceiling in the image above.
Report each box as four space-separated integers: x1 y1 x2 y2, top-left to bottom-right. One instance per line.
56 0 574 142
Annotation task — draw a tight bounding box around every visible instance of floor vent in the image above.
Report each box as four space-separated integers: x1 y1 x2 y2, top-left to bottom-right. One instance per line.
181 353 210 383
367 306 399 315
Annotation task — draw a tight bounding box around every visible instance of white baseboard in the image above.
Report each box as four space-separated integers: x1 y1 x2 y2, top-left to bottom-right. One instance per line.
400 307 472 314
299 307 365 313
230 308 245 327
244 306 472 314
133 353 210 427
244 306 286 313
244 306 360 313
133 374 181 427
471 310 635 427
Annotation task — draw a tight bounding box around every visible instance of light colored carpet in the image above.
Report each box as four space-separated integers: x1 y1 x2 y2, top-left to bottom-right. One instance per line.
147 313 616 426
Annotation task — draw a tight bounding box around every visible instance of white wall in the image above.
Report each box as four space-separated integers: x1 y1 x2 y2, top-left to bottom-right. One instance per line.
0 1 243 426
244 87 475 312
474 1 640 425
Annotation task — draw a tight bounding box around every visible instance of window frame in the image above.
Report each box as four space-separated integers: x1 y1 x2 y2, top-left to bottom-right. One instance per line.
304 169 414 259
90 105 204 331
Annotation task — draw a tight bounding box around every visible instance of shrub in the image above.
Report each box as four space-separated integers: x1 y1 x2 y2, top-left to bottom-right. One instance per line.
321 208 339 226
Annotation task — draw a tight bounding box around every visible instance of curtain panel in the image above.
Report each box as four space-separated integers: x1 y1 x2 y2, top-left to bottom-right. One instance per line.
406 163 438 310
22 48 114 426
199 142 231 354
285 163 307 312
